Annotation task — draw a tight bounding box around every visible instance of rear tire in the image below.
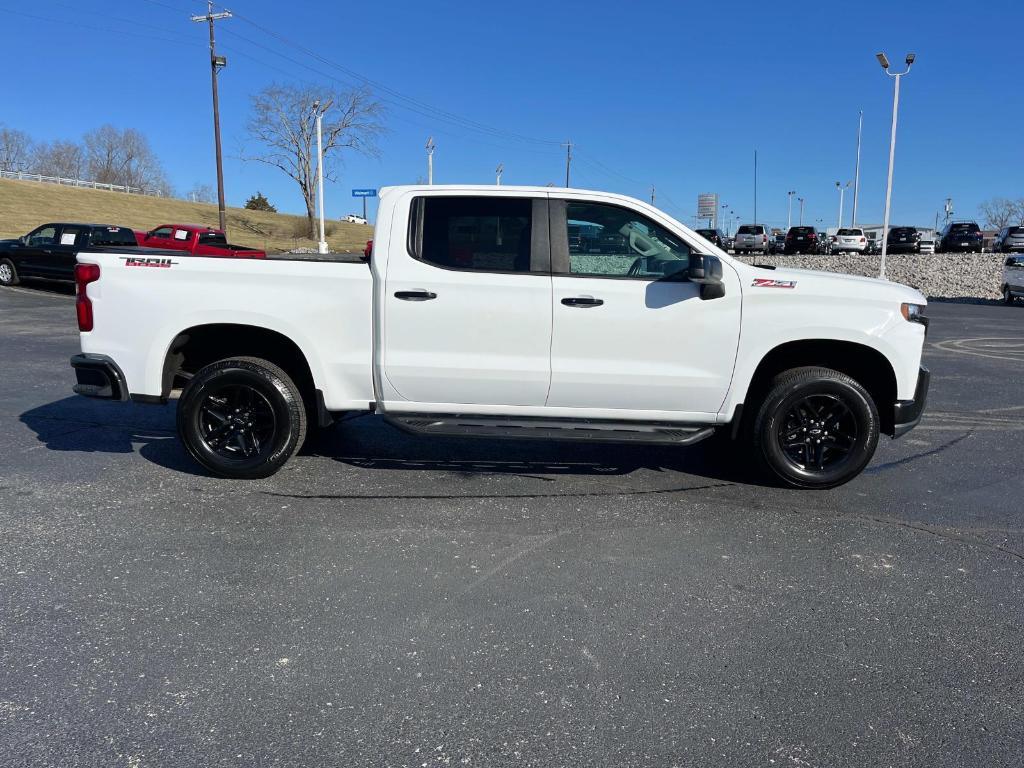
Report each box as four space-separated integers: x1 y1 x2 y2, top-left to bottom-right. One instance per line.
752 367 879 489
177 356 307 479
0 258 19 286
1004 285 1016 305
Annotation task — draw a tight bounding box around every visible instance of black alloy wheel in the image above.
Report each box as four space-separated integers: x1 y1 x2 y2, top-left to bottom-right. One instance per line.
177 357 307 479
753 367 879 489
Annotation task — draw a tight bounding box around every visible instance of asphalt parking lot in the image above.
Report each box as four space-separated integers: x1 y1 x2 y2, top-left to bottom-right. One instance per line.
1 284 1022 767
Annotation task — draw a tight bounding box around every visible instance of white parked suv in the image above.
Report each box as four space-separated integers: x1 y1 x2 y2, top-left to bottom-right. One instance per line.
733 224 771 254
343 214 368 224
1003 254 1024 304
68 185 930 489
833 228 869 254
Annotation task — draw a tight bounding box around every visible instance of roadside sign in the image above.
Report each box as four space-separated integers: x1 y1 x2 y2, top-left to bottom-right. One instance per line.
352 189 377 198
697 193 718 220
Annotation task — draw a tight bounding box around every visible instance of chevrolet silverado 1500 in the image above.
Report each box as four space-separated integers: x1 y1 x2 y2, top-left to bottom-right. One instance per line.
69 185 930 488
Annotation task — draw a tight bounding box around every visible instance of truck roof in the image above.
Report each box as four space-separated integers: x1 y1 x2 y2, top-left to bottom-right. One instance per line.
158 224 223 233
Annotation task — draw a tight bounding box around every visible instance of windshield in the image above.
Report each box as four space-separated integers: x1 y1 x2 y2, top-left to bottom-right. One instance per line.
837 229 862 236
737 225 762 235
950 223 980 233
789 227 814 235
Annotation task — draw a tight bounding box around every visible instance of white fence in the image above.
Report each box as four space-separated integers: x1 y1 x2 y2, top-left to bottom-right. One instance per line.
0 169 165 196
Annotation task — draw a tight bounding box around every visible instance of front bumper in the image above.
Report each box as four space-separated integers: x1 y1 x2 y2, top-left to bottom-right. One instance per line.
893 366 930 438
70 354 128 400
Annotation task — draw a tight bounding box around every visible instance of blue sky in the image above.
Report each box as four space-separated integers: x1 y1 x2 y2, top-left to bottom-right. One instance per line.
2 0 1021 229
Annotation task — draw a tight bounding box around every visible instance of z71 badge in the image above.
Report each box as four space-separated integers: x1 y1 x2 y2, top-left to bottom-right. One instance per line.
120 256 178 268
751 278 797 289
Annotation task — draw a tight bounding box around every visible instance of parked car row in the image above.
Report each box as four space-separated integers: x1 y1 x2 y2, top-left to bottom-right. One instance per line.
0 221 265 286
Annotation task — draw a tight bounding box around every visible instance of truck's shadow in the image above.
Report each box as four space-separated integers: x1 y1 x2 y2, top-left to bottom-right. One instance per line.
19 397 750 485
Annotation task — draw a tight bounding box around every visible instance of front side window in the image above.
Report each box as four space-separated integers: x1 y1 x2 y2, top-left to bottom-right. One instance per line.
27 225 57 246
412 196 533 273
563 201 689 280
151 226 174 239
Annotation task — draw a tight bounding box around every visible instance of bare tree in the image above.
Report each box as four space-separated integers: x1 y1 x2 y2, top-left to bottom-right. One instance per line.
32 140 86 179
83 125 171 194
979 197 1024 230
0 125 33 172
244 83 385 237
187 183 215 203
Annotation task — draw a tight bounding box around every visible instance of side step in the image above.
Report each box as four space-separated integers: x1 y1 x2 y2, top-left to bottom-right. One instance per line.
384 413 716 446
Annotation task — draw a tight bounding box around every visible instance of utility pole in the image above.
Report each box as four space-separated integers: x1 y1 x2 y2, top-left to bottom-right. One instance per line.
495 163 503 186
787 190 796 230
425 137 436 185
192 1 231 233
798 197 805 225
944 197 953 225
650 185 655 205
852 110 863 226
563 140 572 187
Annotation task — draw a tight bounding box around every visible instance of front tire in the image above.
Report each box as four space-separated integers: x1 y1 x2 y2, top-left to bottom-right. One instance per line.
0 258 19 286
177 356 307 479
753 367 879 489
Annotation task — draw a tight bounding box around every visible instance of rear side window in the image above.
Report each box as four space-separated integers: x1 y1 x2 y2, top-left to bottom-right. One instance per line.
90 226 137 247
411 197 533 273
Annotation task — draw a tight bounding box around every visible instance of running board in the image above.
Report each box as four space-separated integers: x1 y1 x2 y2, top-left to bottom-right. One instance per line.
384 413 716 446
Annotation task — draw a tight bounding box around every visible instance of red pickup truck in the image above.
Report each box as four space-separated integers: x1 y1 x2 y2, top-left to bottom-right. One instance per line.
135 224 266 258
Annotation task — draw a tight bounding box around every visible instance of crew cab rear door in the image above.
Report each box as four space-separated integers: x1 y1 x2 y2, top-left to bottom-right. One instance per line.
546 195 741 415
380 193 552 407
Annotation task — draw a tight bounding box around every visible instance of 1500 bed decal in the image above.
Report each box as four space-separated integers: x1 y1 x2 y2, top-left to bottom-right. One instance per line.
751 278 797 289
120 256 178 268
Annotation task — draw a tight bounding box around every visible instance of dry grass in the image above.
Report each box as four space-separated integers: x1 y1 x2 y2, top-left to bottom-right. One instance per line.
0 178 372 253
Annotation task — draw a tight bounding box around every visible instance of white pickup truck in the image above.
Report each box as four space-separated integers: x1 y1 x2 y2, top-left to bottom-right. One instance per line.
69 185 930 488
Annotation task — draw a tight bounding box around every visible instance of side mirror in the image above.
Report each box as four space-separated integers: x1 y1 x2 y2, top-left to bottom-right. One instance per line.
689 253 725 300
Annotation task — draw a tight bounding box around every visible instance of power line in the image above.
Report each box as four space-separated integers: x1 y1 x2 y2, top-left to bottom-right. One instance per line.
228 11 562 148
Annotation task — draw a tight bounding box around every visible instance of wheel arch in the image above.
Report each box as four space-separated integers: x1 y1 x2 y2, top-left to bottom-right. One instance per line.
740 339 899 436
161 323 317 404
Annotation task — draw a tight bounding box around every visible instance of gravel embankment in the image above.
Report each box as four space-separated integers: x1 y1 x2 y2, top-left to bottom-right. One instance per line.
733 252 1005 301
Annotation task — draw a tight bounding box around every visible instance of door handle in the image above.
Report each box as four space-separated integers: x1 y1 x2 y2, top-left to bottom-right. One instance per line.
561 296 604 307
394 290 437 301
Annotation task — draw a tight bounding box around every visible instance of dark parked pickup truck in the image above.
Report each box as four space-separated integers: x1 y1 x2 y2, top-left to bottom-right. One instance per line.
0 223 140 286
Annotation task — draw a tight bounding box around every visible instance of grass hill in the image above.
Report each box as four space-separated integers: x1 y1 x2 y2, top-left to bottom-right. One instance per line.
0 178 372 253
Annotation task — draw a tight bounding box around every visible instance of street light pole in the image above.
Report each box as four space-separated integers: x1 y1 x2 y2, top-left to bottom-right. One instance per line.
877 51 915 279
495 163 503 186
836 180 851 229
426 136 436 184
787 190 796 230
851 110 863 226
798 197 805 225
313 100 328 255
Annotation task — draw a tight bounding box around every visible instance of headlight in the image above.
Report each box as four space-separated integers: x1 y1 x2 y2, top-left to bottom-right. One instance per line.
900 302 928 328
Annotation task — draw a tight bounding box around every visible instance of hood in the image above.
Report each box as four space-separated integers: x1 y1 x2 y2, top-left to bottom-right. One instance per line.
0 238 20 247
746 264 927 305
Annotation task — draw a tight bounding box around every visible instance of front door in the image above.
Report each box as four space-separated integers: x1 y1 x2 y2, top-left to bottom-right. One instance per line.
382 194 553 407
17 224 60 277
547 197 741 416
